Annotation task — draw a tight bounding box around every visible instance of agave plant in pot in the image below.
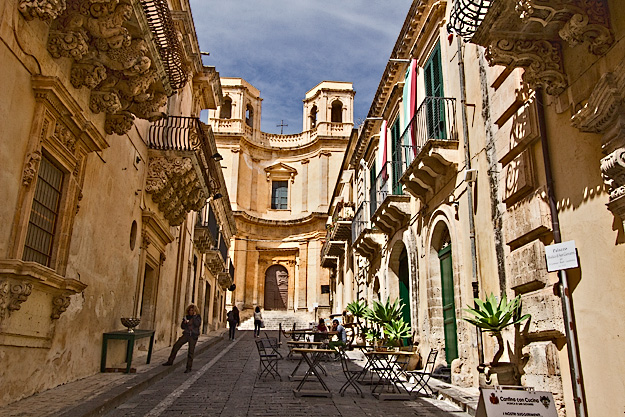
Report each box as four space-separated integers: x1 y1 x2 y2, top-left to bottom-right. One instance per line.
364 298 409 348
346 300 368 345
463 293 530 387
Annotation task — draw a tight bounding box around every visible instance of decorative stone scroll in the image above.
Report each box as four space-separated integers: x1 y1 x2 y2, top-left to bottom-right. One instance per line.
22 151 42 186
145 155 208 226
51 293 71 319
486 39 567 96
0 280 33 319
19 0 67 22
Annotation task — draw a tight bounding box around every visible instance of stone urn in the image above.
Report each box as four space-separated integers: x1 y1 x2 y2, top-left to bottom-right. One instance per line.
478 362 520 388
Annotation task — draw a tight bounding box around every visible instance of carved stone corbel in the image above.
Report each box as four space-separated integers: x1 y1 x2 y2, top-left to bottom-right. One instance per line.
0 281 34 317
19 0 66 22
558 1 614 55
22 150 42 186
70 62 107 89
486 38 567 96
105 111 135 136
89 91 122 114
47 30 89 60
51 293 71 319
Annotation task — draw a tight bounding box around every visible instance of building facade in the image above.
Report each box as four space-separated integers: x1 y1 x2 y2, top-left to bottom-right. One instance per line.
208 79 354 317
0 0 234 405
324 1 625 416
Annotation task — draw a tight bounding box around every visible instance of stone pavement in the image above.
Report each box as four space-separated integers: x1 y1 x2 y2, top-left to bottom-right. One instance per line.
2 330 478 417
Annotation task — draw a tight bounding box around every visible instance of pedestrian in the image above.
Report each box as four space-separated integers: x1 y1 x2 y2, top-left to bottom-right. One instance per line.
253 306 263 338
227 305 240 340
162 304 201 373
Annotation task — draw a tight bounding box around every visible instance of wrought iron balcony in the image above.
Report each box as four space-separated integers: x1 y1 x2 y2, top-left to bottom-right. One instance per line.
146 116 216 226
398 97 460 203
194 206 218 253
351 201 384 258
447 0 492 40
218 257 235 290
370 162 410 236
206 231 227 275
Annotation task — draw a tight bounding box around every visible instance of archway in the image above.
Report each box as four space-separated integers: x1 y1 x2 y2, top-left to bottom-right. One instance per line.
264 264 288 310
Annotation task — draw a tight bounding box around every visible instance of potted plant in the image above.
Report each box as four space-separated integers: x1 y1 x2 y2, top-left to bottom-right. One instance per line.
463 293 530 387
383 318 412 348
346 300 368 345
364 298 407 349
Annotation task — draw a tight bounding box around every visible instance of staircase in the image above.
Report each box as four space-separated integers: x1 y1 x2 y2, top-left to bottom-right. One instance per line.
238 310 316 331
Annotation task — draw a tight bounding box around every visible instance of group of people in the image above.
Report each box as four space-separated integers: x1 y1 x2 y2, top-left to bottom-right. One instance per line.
162 304 346 373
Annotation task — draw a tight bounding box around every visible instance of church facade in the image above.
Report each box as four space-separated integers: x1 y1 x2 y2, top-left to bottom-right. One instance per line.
208 79 354 316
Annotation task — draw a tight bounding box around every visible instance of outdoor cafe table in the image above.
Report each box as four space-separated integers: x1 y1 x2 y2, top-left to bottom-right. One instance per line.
283 329 315 341
291 348 336 398
364 350 415 400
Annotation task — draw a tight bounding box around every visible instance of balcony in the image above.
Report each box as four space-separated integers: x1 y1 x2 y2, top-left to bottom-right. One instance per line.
370 161 411 236
351 201 385 258
399 97 460 203
448 0 614 96
206 231 227 275
194 206 218 253
146 116 216 226
218 257 235 290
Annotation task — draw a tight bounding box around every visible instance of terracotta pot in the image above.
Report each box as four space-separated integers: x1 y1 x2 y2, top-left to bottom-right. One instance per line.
478 362 520 388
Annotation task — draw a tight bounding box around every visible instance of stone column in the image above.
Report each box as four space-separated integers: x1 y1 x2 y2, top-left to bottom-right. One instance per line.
320 152 331 210
301 158 309 213
250 158 259 212
229 148 240 209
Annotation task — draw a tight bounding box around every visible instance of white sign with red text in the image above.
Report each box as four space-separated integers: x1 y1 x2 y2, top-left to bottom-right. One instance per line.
476 388 558 417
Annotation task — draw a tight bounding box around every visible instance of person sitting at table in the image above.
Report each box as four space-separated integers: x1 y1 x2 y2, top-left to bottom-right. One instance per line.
162 304 201 373
314 318 327 342
328 319 347 353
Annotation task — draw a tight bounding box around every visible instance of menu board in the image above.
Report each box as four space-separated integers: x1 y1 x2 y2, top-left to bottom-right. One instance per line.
476 388 558 417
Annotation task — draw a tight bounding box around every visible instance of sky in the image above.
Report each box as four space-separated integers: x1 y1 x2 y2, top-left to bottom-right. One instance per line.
190 0 412 135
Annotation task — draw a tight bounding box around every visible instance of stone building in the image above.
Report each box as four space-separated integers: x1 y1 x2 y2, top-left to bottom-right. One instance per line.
325 0 625 416
208 79 354 318
0 0 234 406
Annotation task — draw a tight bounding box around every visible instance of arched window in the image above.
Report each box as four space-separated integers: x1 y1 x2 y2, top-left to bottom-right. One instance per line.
310 105 318 129
331 100 343 123
245 104 254 127
220 96 232 119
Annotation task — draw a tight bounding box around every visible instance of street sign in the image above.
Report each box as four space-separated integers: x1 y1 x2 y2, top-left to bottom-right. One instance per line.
476 387 558 417
544 240 578 272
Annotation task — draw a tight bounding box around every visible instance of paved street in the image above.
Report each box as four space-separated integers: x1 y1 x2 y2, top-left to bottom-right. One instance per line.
103 331 470 417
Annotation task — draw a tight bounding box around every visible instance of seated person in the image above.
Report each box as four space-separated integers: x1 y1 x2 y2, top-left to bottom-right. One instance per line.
328 319 347 351
314 318 327 342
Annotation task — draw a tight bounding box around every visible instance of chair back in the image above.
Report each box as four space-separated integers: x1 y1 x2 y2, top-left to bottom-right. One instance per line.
424 349 438 373
256 338 273 355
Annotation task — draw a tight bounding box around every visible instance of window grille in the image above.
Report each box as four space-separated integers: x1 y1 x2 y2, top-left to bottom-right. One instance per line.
23 156 63 266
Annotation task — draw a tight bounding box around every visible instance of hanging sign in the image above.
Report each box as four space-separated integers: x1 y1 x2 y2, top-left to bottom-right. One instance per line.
476 387 558 417
544 240 578 272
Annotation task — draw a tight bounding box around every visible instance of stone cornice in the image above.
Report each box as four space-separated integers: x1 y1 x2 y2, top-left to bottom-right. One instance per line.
234 211 327 227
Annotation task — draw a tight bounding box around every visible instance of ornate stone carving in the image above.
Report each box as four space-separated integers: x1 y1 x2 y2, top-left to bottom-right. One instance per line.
487 39 567 96
54 122 76 152
51 293 71 319
145 155 208 226
89 91 122 114
0 281 9 319
559 5 613 55
601 148 625 200
22 150 42 186
19 0 66 22
105 111 135 136
127 93 167 121
47 30 89 60
70 62 107 89
8 282 33 314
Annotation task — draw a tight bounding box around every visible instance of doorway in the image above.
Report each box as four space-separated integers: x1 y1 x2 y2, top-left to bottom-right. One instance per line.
264 264 288 310
438 244 458 364
140 263 158 330
398 248 411 342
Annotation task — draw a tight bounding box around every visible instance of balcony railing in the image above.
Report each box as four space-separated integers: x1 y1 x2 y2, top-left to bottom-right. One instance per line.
218 232 228 263
228 257 235 279
447 0 492 40
371 161 403 214
351 201 370 244
397 96 458 174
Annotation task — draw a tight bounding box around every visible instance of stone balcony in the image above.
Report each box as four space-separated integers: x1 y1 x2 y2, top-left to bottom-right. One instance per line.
20 0 191 135
147 116 220 227
370 162 411 236
351 201 385 258
194 206 219 253
206 231 228 276
399 97 460 203
449 0 614 96
217 258 235 290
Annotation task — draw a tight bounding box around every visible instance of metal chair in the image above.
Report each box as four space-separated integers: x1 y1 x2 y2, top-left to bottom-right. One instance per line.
406 349 437 396
255 338 281 381
263 334 284 360
338 346 364 397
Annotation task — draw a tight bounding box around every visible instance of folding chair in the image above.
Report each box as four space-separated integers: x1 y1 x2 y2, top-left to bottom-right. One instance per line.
406 349 437 396
338 346 364 397
263 334 284 360
256 339 281 380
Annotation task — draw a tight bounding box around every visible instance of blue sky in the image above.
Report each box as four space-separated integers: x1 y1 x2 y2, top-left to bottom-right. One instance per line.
190 1 411 135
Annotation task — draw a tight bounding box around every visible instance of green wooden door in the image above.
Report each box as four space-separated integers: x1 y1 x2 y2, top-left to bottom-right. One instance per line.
438 244 458 364
399 248 411 345
424 42 446 139
391 118 403 195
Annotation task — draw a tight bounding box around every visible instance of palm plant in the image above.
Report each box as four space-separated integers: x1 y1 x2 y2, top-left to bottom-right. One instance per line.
463 293 530 364
364 298 405 346
383 318 412 347
346 300 368 325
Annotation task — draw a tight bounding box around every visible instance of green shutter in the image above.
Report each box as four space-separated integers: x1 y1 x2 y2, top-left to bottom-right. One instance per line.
424 42 447 139
391 118 403 195
369 162 376 218
439 244 458 364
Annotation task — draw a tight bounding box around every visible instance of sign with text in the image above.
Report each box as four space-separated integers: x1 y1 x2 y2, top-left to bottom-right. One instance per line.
545 240 578 272
476 388 558 417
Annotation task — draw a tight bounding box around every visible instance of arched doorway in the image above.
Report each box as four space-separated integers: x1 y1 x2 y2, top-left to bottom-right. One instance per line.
398 247 410 329
264 264 288 310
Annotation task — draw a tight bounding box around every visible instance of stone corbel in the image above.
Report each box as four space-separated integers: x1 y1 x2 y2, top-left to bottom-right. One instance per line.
0 280 33 319
558 0 613 55
22 150 42 186
19 0 66 22
487 38 567 96
51 293 71 319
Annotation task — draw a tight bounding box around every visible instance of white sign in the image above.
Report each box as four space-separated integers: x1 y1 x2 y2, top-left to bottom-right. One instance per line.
544 240 578 272
476 388 558 417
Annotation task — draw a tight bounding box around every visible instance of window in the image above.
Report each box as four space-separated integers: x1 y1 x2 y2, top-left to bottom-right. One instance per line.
331 100 343 123
424 42 446 139
23 155 63 266
310 105 317 129
245 104 254 127
220 96 232 119
271 181 288 209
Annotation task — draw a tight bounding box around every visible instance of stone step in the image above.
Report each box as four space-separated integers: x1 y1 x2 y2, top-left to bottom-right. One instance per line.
238 310 316 330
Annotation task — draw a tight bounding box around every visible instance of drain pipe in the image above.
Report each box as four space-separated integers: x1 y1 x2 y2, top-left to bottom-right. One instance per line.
535 89 587 417
456 37 484 365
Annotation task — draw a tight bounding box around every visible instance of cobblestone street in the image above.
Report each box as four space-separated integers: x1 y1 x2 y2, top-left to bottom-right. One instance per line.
103 331 470 417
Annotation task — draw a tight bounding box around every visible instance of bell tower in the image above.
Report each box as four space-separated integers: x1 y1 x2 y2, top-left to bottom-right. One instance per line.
302 81 354 134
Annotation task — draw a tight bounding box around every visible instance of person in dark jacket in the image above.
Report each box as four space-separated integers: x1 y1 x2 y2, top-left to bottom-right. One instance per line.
227 306 240 340
162 304 202 373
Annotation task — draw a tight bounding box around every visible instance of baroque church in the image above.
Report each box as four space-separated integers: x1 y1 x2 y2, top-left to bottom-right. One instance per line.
208 78 354 318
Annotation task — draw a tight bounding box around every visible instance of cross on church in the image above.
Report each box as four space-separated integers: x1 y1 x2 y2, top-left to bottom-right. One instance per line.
277 120 288 134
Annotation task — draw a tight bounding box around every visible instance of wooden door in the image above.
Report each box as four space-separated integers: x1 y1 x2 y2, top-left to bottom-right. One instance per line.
264 265 288 310
439 245 458 364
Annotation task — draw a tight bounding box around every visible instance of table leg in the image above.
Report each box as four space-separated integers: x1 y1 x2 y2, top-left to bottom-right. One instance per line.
125 338 135 373
101 336 109 372
146 333 154 364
